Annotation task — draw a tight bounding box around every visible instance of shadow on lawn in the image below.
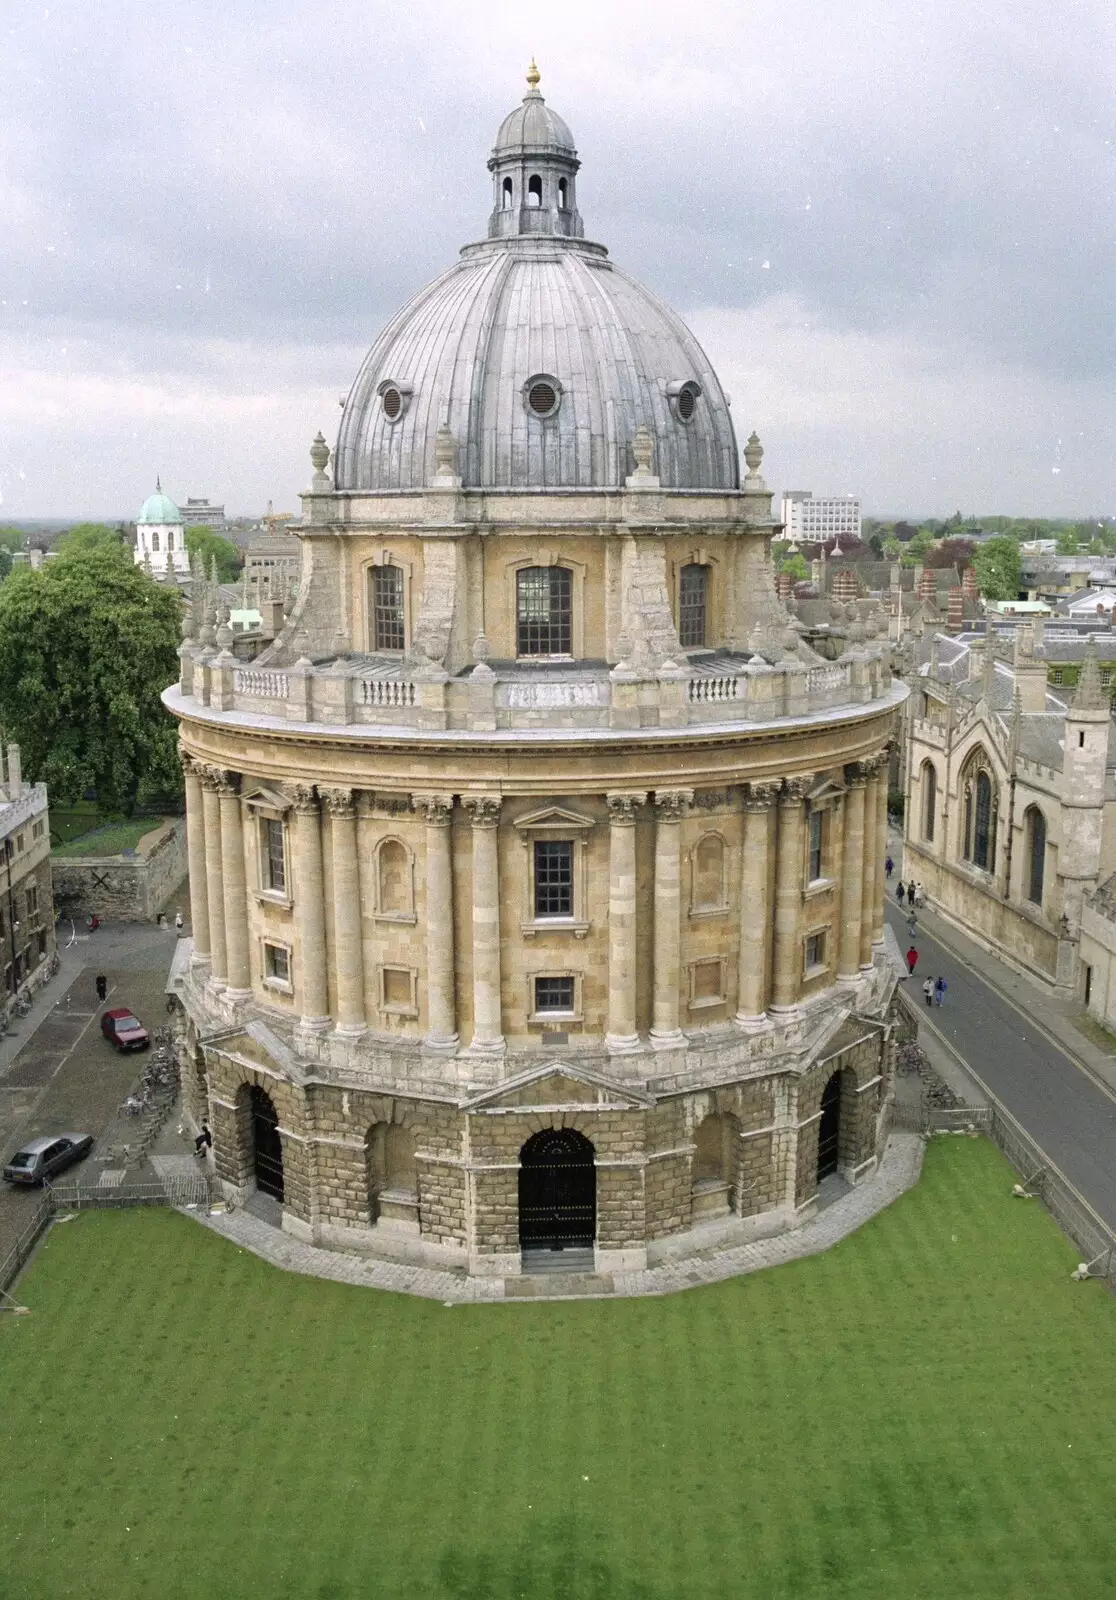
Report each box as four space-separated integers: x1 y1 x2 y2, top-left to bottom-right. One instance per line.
433 1515 666 1600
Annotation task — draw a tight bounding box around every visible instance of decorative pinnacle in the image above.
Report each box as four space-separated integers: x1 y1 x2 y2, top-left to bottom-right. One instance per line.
743 432 763 475
309 432 330 475
156 474 162 493
526 58 540 91
631 424 654 475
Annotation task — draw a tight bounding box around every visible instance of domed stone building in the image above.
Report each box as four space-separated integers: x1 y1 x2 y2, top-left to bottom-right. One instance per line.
167 68 905 1276
136 481 189 576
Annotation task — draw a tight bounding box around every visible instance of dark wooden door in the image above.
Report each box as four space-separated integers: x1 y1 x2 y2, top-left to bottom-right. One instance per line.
518 1128 595 1250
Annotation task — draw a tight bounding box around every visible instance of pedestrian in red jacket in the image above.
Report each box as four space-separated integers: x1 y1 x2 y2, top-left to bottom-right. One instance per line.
905 946 919 977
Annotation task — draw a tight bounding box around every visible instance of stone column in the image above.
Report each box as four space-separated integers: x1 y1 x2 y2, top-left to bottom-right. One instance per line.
463 796 503 1053
217 772 251 999
413 793 457 1049
606 792 647 1052
650 789 692 1047
770 775 813 1012
291 785 330 1031
872 747 891 947
838 764 868 980
200 767 227 988
861 755 886 967
736 782 779 1024
182 755 210 963
321 787 366 1036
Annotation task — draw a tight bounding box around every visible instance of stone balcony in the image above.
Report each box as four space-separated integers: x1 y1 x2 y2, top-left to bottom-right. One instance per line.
175 642 895 736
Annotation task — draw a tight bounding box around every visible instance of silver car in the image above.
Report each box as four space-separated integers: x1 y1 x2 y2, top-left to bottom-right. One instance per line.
2 1133 94 1186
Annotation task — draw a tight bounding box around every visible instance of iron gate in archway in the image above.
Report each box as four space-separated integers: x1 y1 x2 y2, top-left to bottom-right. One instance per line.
518 1128 595 1251
250 1085 285 1202
816 1072 842 1181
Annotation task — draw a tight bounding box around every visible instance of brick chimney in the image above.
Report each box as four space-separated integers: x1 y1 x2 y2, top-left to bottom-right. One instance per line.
946 586 964 634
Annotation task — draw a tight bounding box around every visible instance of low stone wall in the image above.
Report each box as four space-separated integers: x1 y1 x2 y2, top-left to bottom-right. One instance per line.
52 818 187 922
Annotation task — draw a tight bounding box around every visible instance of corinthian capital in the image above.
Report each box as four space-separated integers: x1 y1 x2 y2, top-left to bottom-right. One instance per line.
463 795 501 829
653 789 693 822
289 783 319 814
202 765 240 796
412 792 454 826
606 791 647 825
779 774 814 805
319 786 356 818
743 781 781 811
844 761 871 788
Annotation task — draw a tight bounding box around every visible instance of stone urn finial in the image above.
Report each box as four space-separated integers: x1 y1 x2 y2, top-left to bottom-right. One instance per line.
434 422 457 479
632 425 655 476
744 431 764 476
310 431 331 491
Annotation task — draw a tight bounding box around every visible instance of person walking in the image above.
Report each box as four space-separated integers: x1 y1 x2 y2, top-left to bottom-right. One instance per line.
906 882 916 907
885 855 894 880
174 909 184 933
95 973 107 1004
896 879 906 905
914 881 924 907
905 945 919 977
935 976 947 1007
922 976 934 1007
194 1121 213 1157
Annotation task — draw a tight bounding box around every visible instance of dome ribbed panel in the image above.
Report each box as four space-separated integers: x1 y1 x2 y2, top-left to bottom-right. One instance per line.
335 241 739 493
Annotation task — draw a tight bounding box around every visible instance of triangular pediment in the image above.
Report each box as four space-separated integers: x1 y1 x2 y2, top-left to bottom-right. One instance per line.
808 776 845 803
513 805 596 833
462 1060 653 1111
241 783 292 813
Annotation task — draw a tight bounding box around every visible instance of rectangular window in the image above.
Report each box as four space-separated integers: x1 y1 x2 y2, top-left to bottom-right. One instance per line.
679 564 709 649
36 930 46 958
31 819 44 841
517 566 572 656
25 886 38 917
1051 668 1064 685
262 818 286 894
534 840 573 917
15 832 24 853
372 564 406 652
808 809 824 881
263 943 290 985
535 976 574 1013
805 931 826 970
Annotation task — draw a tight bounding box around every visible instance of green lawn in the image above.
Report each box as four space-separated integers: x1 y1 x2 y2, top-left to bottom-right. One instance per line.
51 819 161 857
2 1139 1114 1600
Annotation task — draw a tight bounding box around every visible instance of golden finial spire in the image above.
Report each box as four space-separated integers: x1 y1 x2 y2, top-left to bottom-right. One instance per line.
526 58 540 91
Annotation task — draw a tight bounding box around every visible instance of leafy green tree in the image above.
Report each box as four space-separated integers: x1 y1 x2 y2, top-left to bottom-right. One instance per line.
0 527 25 554
1055 527 1080 555
779 552 809 583
57 522 127 553
0 536 182 814
0 549 12 580
185 524 240 581
882 536 902 560
925 537 975 571
971 536 1022 602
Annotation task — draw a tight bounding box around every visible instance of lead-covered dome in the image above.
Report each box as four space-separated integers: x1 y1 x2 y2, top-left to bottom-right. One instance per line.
334 71 739 494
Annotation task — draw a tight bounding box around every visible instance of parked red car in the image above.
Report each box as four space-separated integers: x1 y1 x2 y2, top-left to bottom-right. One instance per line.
100 1008 150 1051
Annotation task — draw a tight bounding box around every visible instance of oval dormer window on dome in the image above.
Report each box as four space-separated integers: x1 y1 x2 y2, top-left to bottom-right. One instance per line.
524 374 562 419
668 380 703 423
377 379 413 424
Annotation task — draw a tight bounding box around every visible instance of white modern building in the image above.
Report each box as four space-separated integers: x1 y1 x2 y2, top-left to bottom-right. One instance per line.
781 491 862 545
135 482 190 576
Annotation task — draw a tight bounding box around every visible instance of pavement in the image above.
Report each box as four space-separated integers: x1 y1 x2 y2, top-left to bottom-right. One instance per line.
887 829 1116 1231
0 896 189 1260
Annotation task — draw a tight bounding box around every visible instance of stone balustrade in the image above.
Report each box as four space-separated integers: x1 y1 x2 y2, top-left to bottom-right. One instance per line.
183 643 892 732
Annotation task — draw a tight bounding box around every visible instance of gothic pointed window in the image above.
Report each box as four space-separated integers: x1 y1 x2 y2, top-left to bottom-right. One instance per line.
1026 806 1046 905
922 761 937 842
973 770 993 871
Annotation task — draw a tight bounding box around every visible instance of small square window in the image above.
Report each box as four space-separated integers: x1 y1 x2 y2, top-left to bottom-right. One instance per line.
264 943 290 985
534 840 573 917
535 975 575 1013
381 966 418 1015
689 958 726 1009
805 931 827 971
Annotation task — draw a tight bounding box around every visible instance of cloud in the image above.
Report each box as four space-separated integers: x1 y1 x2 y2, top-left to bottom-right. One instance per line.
1 0 1113 515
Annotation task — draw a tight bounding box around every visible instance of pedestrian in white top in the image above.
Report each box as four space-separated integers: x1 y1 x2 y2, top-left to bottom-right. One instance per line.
914 882 925 907
922 977 934 1007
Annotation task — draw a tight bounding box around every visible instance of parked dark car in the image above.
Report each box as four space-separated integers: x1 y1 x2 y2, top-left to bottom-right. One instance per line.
100 1008 150 1051
3 1133 94 1186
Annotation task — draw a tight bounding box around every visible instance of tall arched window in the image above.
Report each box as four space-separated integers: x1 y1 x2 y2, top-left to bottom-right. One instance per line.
678 564 709 649
922 761 937 842
973 771 993 871
502 176 513 209
527 174 542 207
151 531 160 553
1026 806 1046 905
557 177 568 209
517 566 572 656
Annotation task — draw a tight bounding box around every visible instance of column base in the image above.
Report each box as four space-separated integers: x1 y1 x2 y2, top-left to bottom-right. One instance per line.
835 970 861 988
223 986 253 1004
190 951 212 970
463 1036 505 1058
297 1014 332 1035
423 1032 460 1054
605 1031 642 1055
333 1022 368 1041
767 1003 800 1021
735 1011 769 1033
649 1027 686 1050
205 976 227 998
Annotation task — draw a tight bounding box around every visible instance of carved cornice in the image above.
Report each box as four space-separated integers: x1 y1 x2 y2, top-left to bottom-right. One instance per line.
412 792 455 827
369 792 413 816
743 781 781 811
179 750 201 779
319 786 356 818
606 791 647 826
653 788 693 822
691 788 731 812
463 795 502 829
779 774 815 806
289 782 319 814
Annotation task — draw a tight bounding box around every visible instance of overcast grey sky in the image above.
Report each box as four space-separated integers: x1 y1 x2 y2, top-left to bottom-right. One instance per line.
2 0 1113 519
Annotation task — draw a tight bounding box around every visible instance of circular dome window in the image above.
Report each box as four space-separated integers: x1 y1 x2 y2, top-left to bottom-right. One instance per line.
376 379 412 424
671 380 702 423
524 374 562 419
382 386 402 420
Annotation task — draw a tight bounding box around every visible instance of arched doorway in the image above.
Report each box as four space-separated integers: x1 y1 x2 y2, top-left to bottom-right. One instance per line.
816 1072 842 1181
250 1085 284 1201
518 1128 595 1252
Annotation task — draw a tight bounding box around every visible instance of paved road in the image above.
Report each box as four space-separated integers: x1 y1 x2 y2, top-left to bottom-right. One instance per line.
886 900 1116 1231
